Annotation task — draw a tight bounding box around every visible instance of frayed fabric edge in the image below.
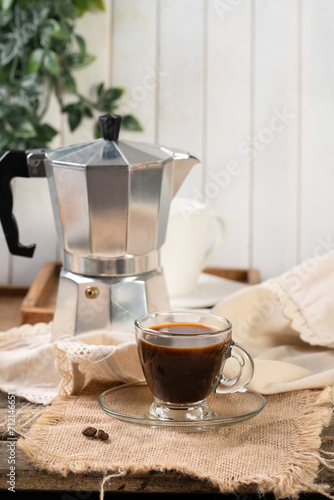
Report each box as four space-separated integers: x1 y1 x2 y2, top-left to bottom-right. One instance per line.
16 388 334 500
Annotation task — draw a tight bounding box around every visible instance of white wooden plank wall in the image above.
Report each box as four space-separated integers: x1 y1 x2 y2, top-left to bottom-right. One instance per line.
1 0 334 285
300 0 334 264
252 0 299 278
205 0 252 269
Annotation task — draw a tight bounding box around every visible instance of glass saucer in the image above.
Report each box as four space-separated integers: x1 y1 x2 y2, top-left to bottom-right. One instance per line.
98 382 266 430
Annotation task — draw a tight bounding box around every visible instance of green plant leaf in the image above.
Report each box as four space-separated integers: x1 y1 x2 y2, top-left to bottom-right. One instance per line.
40 18 70 48
58 1 76 20
66 52 95 69
0 135 11 153
50 21 71 41
40 21 54 48
96 82 104 97
1 0 14 11
20 74 41 96
73 0 91 16
65 105 82 131
8 116 36 138
101 87 125 107
0 0 141 154
83 105 93 118
122 114 143 131
28 48 44 73
91 0 105 11
43 50 60 75
0 10 13 26
0 38 19 66
36 123 58 142
62 103 78 113
75 34 86 53
60 69 77 92
94 120 102 139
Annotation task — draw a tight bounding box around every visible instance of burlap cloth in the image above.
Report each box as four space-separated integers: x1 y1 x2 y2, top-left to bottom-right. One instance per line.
16 383 333 499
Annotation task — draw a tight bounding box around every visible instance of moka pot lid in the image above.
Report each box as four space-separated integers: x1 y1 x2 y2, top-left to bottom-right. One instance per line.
47 114 174 169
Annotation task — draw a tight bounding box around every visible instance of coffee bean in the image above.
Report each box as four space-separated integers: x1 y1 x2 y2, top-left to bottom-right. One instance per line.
82 426 97 437
97 429 109 441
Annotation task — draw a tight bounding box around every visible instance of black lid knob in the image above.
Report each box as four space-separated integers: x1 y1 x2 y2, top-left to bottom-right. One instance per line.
99 114 122 141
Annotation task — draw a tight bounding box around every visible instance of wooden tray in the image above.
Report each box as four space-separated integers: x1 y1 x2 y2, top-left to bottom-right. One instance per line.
204 267 261 285
20 261 61 325
0 286 28 331
17 262 261 327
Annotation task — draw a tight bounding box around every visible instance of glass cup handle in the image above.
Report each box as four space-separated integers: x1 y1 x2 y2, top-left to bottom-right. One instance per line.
213 341 254 394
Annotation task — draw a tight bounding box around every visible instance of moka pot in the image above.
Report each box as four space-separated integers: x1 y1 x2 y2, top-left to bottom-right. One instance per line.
0 114 199 338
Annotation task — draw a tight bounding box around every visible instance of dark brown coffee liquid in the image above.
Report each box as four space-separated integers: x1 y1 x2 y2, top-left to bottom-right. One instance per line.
137 323 230 404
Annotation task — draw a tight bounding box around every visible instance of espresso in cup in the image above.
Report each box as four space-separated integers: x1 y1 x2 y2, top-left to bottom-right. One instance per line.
137 323 230 404
135 312 254 421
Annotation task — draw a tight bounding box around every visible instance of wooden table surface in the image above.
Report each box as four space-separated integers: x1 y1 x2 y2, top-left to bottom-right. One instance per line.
0 272 333 497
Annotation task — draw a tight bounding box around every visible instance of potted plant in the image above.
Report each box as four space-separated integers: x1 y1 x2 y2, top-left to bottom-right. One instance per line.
0 0 141 155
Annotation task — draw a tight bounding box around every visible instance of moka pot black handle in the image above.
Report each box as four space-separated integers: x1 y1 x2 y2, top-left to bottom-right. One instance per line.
0 150 36 257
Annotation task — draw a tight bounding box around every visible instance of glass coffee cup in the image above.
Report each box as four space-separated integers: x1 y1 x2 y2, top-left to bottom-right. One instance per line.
135 311 254 422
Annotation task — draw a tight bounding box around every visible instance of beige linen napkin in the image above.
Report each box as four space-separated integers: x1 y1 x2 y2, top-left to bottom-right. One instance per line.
0 326 143 404
212 250 334 394
0 250 333 404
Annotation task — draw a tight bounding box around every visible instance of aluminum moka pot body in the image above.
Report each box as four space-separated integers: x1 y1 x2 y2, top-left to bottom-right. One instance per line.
0 114 199 337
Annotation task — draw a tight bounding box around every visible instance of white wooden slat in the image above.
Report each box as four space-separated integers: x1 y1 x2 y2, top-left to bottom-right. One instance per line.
111 0 159 144
157 0 204 199
61 4 113 145
204 0 252 269
251 0 299 280
11 178 59 285
300 0 334 263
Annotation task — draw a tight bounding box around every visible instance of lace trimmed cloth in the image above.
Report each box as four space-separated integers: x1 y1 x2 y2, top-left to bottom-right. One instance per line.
0 250 334 404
